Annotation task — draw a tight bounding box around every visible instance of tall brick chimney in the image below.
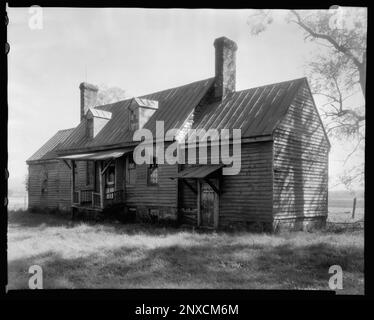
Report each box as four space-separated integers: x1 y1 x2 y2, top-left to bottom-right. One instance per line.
79 82 98 121
213 37 238 100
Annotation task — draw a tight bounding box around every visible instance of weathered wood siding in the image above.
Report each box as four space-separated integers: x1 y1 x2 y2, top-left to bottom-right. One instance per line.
57 161 73 209
178 141 274 227
28 160 71 211
273 85 329 223
111 143 179 219
126 163 178 208
219 141 273 227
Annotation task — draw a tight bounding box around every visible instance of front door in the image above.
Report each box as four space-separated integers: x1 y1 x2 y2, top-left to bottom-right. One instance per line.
200 181 217 228
105 162 115 199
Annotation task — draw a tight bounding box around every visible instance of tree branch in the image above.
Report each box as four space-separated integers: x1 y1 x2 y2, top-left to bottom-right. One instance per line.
290 10 363 69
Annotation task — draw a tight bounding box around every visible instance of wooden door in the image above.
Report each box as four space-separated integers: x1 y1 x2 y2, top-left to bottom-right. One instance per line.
105 163 115 199
200 182 216 228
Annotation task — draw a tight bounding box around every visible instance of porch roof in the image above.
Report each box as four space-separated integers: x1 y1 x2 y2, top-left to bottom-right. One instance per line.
177 165 224 179
58 149 131 161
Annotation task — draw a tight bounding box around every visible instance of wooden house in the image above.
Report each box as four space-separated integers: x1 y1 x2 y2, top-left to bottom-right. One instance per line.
27 36 330 231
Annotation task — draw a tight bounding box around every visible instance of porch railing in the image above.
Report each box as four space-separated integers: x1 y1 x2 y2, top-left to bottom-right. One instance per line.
80 189 94 204
92 192 101 208
72 189 125 209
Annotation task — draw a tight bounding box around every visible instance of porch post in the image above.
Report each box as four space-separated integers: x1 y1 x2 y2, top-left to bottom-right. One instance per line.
93 161 97 191
214 177 220 229
99 161 104 209
71 160 76 219
71 160 76 203
197 179 201 227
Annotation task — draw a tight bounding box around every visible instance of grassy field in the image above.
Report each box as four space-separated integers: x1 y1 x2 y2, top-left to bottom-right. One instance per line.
7 209 364 294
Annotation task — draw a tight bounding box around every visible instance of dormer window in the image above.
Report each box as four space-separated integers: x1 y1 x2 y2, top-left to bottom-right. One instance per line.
85 108 112 139
128 98 158 131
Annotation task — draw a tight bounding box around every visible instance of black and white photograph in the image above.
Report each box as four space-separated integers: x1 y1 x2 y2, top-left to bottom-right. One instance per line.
4 4 366 300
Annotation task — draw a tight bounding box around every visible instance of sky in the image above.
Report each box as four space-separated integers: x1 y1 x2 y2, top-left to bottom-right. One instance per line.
7 7 365 195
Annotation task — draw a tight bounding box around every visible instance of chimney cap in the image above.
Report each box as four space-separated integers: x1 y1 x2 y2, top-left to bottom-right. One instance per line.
79 82 99 91
214 36 238 51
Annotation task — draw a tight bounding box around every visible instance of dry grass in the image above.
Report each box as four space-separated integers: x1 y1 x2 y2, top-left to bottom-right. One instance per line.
7 210 364 294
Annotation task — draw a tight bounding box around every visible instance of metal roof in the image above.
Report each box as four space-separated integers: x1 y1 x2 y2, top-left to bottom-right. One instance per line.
87 108 112 119
58 149 131 161
134 97 159 109
189 78 305 141
58 78 214 153
54 77 311 156
27 128 75 163
177 165 224 179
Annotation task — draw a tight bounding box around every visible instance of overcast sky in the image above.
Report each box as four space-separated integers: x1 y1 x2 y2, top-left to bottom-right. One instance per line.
7 7 364 194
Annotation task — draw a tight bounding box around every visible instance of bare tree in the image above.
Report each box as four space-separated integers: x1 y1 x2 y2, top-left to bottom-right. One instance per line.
248 8 366 189
95 84 127 106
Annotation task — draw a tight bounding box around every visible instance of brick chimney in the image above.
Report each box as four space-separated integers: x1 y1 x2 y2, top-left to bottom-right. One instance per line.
79 82 98 121
213 37 238 100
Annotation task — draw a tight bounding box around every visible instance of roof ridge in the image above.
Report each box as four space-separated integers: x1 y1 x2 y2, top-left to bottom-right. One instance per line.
235 77 306 94
94 77 214 110
139 77 214 98
57 127 75 133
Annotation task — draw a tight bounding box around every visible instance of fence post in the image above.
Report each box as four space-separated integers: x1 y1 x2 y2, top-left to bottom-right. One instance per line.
352 197 357 219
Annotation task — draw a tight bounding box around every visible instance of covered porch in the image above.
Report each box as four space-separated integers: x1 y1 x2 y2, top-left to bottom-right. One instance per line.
59 149 131 212
176 164 223 229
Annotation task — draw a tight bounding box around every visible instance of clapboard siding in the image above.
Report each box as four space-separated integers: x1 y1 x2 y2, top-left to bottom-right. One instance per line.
28 160 71 210
219 141 273 226
139 163 177 207
178 141 273 227
273 85 329 220
57 161 72 209
123 163 178 208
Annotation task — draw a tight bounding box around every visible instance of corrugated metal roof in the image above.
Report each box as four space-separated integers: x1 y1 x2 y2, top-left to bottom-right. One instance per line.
27 128 75 162
58 149 131 160
189 78 305 140
177 165 224 179
58 78 214 152
56 77 307 155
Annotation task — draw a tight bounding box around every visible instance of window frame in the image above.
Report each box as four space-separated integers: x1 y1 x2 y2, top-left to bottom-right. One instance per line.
147 159 159 186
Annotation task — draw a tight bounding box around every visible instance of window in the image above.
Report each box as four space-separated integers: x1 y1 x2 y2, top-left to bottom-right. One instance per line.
126 156 136 185
147 159 159 185
86 161 95 186
73 161 78 186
